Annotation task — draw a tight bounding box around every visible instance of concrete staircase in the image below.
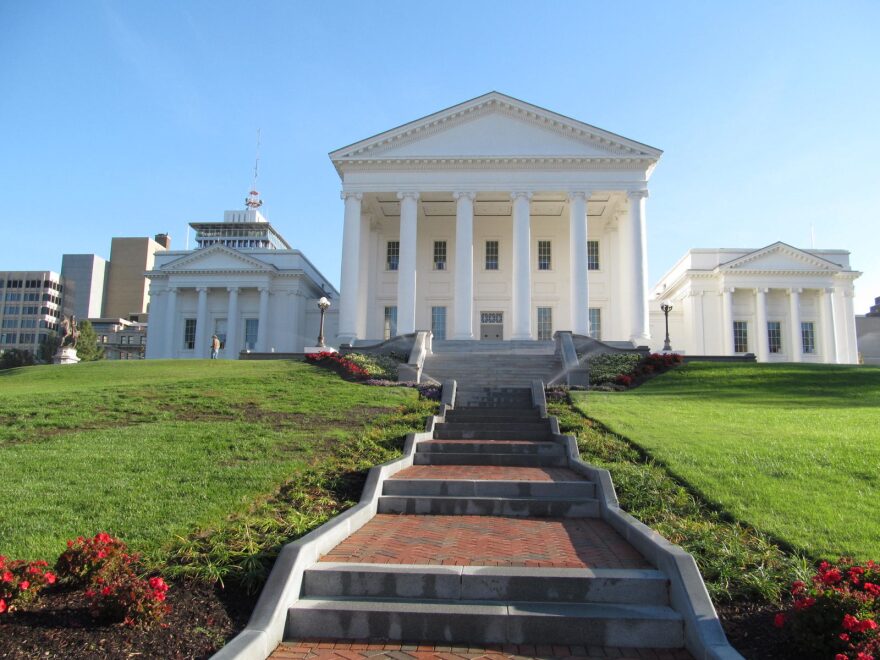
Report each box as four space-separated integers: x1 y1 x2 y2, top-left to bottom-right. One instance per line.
421 340 565 389
286 389 685 649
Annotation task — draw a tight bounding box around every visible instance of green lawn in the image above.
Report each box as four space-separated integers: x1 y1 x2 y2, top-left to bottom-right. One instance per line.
0 360 421 562
574 362 880 560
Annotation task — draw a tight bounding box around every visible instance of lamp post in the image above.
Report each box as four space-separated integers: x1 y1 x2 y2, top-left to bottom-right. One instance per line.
317 297 331 348
660 303 673 352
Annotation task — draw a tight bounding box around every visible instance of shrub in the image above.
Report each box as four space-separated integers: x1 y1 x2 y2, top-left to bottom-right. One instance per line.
0 349 35 370
587 353 642 384
0 556 56 614
305 351 369 380
55 532 171 627
344 352 403 380
776 559 880 659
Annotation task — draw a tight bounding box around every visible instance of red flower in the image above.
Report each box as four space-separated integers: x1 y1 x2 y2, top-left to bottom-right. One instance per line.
791 580 806 594
773 613 786 628
1 571 12 583
101 586 112 596
19 580 29 590
794 596 816 610
864 582 880 596
44 572 56 585
0 556 5 569
835 655 849 660
821 568 843 585
840 633 850 641
0 599 6 614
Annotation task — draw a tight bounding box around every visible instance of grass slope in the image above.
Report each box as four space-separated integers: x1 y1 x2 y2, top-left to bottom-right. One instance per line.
0 360 419 561
574 362 880 560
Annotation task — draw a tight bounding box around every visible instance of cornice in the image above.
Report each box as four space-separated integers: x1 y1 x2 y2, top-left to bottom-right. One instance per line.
335 156 655 173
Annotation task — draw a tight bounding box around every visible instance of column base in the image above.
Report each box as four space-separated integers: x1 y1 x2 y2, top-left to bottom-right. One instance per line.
450 332 474 340
630 334 651 347
304 346 338 354
511 333 533 341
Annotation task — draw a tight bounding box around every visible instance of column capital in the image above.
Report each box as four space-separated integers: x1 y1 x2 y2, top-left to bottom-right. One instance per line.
510 191 533 201
721 286 735 294
789 287 803 295
258 286 271 294
396 191 420 201
452 191 476 201
196 286 209 294
627 189 649 201
226 286 239 294
755 287 769 294
568 191 590 202
340 191 363 201
687 290 704 298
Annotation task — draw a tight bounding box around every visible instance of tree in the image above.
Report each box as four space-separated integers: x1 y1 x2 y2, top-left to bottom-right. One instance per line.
38 330 60 363
0 349 35 370
75 321 104 361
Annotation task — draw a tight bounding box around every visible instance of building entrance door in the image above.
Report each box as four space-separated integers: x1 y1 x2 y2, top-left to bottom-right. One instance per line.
480 312 503 340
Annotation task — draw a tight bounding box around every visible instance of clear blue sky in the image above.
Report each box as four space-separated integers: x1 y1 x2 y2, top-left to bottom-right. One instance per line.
2 1 878 313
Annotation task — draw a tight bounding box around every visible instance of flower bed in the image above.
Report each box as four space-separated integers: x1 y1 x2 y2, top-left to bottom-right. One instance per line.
304 351 369 380
775 558 879 659
1 533 171 627
585 352 684 391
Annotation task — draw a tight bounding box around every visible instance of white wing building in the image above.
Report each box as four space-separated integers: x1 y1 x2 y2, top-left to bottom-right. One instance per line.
332 92 662 346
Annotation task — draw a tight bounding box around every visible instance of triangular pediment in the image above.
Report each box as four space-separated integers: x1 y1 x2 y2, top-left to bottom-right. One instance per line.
719 242 842 272
163 245 276 272
330 92 661 166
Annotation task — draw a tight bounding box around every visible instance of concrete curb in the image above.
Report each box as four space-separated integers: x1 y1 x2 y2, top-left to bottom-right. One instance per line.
210 386 452 660
551 429 744 660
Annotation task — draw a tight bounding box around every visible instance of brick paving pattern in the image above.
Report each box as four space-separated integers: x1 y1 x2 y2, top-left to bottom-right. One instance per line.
270 640 694 659
391 466 586 482
319 515 650 568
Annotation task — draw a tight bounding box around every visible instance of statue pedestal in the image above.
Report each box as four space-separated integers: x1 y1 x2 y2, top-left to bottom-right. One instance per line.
53 347 81 365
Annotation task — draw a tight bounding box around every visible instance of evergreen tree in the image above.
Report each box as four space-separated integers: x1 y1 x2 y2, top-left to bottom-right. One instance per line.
75 321 104 361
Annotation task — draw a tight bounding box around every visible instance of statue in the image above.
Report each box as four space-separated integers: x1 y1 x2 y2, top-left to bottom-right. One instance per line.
59 315 79 348
54 316 81 364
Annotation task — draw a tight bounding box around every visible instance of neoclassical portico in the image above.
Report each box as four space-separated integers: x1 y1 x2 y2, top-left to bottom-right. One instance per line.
332 92 662 346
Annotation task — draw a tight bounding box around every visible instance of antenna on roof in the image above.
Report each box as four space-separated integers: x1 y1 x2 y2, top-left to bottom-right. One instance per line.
245 129 263 210
810 224 815 249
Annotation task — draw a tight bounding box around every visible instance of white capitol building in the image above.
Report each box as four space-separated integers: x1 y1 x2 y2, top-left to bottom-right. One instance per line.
146 92 860 364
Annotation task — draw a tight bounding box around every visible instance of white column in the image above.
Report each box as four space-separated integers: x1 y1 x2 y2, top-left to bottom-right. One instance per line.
569 191 590 336
356 214 372 339
820 287 838 364
627 190 650 343
755 288 769 362
690 290 705 354
511 191 533 339
452 191 475 339
226 287 239 359
145 287 165 359
788 288 802 363
338 192 363 343
721 287 734 355
833 287 849 364
842 289 858 364
196 286 209 358
396 192 419 335
256 286 270 352
162 286 178 358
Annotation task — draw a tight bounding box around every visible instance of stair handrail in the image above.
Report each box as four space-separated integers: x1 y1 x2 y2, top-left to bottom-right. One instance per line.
398 330 432 383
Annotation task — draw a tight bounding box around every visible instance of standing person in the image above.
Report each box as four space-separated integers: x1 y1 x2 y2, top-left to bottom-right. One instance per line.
210 334 221 359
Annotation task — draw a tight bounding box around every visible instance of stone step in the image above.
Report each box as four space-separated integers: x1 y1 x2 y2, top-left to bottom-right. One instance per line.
437 421 552 433
382 478 596 499
302 564 669 605
414 452 568 467
432 429 552 441
287 598 684 647
418 440 562 455
377 495 599 517
444 408 542 420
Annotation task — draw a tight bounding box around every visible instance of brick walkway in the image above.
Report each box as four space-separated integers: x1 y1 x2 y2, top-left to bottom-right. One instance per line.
319 515 650 568
391 466 587 482
270 640 693 659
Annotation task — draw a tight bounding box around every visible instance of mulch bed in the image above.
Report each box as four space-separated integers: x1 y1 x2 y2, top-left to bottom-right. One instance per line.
0 578 256 659
718 601 792 659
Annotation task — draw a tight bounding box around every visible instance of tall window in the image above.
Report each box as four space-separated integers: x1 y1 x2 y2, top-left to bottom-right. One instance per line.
386 241 400 271
244 319 259 350
537 307 553 340
1 319 17 328
767 322 782 354
431 306 447 340
214 319 227 349
537 241 552 270
3 306 18 315
183 319 197 350
801 321 816 354
733 321 748 353
589 308 602 341
0 333 17 344
587 240 600 270
485 240 499 270
383 306 398 340
433 241 447 270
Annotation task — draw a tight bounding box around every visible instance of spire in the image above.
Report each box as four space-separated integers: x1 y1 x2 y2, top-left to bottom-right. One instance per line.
245 128 263 209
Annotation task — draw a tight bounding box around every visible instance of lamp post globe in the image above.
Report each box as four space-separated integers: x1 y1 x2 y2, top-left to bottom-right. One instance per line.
317 297 331 348
660 303 673 352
